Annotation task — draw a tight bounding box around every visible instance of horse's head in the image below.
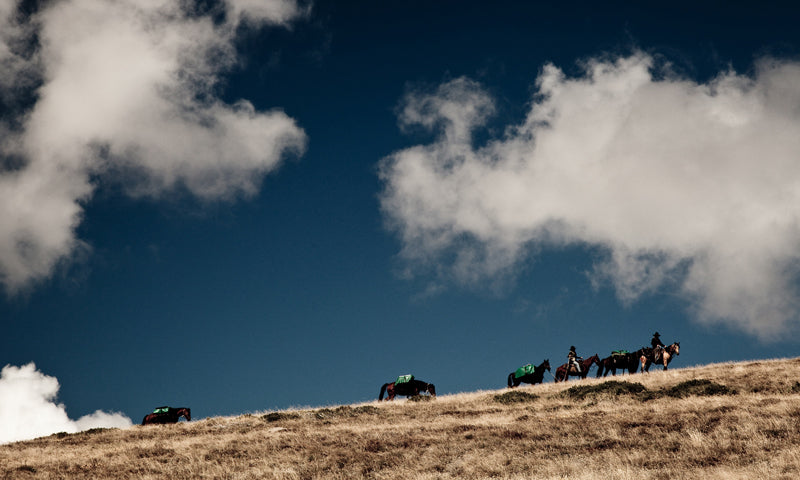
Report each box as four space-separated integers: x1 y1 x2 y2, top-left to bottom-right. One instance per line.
589 354 601 365
541 359 551 371
180 408 191 421
671 342 680 355
426 383 436 397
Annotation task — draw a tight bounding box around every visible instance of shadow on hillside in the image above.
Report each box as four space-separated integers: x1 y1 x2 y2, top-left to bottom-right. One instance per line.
562 379 736 402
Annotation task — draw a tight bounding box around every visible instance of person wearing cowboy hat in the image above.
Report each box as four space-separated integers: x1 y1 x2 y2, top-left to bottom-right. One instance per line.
651 332 665 349
568 345 582 374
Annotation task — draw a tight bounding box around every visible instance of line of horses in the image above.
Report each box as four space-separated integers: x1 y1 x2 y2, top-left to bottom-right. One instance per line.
144 344 681 418
377 341 680 401
507 342 680 389
142 342 679 423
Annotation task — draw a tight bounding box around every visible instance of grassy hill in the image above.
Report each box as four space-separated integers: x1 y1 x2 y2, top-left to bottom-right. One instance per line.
3 358 800 479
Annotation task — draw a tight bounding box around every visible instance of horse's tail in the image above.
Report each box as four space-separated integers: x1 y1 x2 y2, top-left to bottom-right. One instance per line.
596 361 604 378
141 415 148 426
507 373 515 388
378 383 389 401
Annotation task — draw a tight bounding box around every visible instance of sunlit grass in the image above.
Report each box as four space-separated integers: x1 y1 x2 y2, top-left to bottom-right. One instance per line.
2 358 800 478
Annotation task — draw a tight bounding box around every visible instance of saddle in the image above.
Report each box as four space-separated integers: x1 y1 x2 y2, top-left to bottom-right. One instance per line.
568 358 583 373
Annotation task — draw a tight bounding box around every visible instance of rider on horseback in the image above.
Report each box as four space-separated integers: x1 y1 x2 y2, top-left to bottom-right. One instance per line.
568 345 582 374
651 332 665 362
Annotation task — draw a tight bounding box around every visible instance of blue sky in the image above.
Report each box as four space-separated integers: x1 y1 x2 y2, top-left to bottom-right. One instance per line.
2 0 800 441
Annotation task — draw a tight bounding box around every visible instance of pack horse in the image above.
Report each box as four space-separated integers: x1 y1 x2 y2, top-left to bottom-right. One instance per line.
597 350 639 377
507 359 551 388
142 406 191 425
378 375 436 401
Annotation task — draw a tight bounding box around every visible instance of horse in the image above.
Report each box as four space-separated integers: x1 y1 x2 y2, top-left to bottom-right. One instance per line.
640 342 680 372
507 359 551 388
378 379 436 401
554 354 600 382
141 407 191 425
597 352 639 377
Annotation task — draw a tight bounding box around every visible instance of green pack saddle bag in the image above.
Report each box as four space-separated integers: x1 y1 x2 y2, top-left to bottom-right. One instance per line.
514 364 535 379
395 374 414 385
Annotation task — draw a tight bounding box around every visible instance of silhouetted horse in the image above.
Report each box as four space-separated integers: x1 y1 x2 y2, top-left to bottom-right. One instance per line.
379 379 436 401
554 354 600 382
640 342 680 372
507 359 551 388
141 407 191 425
597 352 639 377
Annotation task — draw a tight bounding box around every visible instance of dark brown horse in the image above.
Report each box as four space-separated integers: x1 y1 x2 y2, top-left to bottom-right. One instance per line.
378 379 436 401
141 407 191 425
597 352 639 377
507 359 551 388
554 354 600 382
639 342 680 372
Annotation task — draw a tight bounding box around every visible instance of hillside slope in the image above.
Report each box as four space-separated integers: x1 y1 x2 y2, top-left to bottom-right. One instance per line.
3 358 800 479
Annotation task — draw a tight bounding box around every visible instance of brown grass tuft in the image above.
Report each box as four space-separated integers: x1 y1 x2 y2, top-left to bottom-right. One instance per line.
493 390 539 404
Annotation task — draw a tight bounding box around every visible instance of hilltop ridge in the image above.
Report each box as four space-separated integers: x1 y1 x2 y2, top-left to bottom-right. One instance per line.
2 358 800 479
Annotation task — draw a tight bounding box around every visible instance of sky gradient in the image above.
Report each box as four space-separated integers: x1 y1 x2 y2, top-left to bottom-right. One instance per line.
2 0 800 443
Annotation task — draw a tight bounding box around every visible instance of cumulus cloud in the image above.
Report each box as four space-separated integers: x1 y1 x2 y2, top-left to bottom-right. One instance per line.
0 363 132 444
380 52 800 339
0 0 307 293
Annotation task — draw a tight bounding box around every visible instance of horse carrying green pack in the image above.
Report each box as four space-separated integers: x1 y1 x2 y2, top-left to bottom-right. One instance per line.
142 406 191 425
379 375 435 401
508 359 550 388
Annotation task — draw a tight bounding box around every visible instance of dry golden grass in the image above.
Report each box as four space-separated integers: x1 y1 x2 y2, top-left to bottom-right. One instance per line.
3 358 800 479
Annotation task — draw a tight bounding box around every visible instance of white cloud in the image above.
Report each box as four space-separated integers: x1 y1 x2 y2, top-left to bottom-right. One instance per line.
0 363 132 444
380 52 800 340
0 0 307 293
